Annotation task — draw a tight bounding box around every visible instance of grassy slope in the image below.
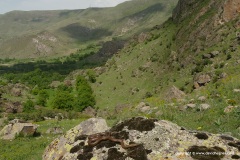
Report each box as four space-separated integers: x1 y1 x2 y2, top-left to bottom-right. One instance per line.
0 0 177 59
93 0 240 138
0 118 86 160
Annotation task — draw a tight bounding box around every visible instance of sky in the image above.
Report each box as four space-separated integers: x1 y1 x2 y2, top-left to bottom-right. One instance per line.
0 0 130 14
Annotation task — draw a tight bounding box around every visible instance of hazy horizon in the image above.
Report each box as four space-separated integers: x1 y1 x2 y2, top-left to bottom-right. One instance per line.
0 0 130 14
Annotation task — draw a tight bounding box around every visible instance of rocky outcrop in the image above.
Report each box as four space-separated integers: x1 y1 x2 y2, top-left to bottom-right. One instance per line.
43 117 240 160
222 0 240 22
4 101 23 113
172 0 201 23
0 119 38 140
173 0 240 23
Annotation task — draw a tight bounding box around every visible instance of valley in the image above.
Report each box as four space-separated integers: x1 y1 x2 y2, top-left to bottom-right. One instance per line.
0 0 240 159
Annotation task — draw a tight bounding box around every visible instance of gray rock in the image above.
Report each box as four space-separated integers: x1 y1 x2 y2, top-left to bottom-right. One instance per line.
224 106 237 113
42 118 109 160
210 51 219 57
11 88 22 96
43 117 240 160
194 74 211 88
82 106 97 117
46 127 63 134
139 106 151 113
0 122 38 140
165 86 186 101
199 104 211 110
137 102 151 113
198 96 206 102
233 89 240 93
220 72 227 79
4 102 21 113
202 53 211 59
186 103 196 109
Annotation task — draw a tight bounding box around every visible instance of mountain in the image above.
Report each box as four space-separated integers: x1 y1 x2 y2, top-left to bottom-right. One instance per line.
0 0 177 59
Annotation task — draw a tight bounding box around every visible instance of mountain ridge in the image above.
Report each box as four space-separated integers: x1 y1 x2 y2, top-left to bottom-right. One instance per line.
0 0 177 59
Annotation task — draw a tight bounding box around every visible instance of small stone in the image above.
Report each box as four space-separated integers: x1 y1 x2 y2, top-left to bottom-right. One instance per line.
233 89 240 93
186 104 196 109
189 99 195 103
198 96 206 102
46 127 63 134
224 106 238 113
155 111 163 116
202 53 211 59
199 104 210 110
219 72 227 79
139 106 151 113
210 51 219 57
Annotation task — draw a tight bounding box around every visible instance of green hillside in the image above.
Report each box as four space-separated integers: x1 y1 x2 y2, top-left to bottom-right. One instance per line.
0 0 177 59
92 0 240 137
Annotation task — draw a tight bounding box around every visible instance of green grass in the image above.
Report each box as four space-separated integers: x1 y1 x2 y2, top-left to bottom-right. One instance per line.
0 118 86 160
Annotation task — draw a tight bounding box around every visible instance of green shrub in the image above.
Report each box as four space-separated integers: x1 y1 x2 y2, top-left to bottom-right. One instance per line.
52 91 74 111
87 69 97 83
37 90 49 106
23 100 35 113
75 76 96 111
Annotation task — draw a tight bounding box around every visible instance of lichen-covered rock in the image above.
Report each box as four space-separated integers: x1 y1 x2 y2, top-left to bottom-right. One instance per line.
42 118 109 160
43 117 240 160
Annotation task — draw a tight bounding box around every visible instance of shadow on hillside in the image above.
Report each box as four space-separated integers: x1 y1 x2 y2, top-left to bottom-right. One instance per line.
120 3 166 21
60 23 112 42
0 40 125 75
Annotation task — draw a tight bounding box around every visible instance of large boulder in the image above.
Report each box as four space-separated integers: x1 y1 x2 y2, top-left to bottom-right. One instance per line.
42 118 109 160
43 117 240 160
0 120 38 140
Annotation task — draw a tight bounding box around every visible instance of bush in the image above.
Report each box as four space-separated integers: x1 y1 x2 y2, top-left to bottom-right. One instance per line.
37 90 49 106
52 91 74 111
23 100 35 113
75 76 96 111
87 69 96 83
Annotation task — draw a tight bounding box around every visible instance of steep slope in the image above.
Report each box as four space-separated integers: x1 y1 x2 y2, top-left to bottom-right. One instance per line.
92 0 240 137
0 0 177 59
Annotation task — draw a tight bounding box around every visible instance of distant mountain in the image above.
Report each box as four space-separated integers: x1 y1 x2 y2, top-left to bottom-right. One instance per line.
0 0 177 59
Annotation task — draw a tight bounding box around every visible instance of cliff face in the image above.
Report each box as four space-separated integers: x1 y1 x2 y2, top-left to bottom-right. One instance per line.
171 0 240 58
173 0 240 24
172 0 201 23
222 0 240 22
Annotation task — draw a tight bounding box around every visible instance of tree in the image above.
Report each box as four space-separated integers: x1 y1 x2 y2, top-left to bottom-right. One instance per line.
75 76 96 111
52 90 74 111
